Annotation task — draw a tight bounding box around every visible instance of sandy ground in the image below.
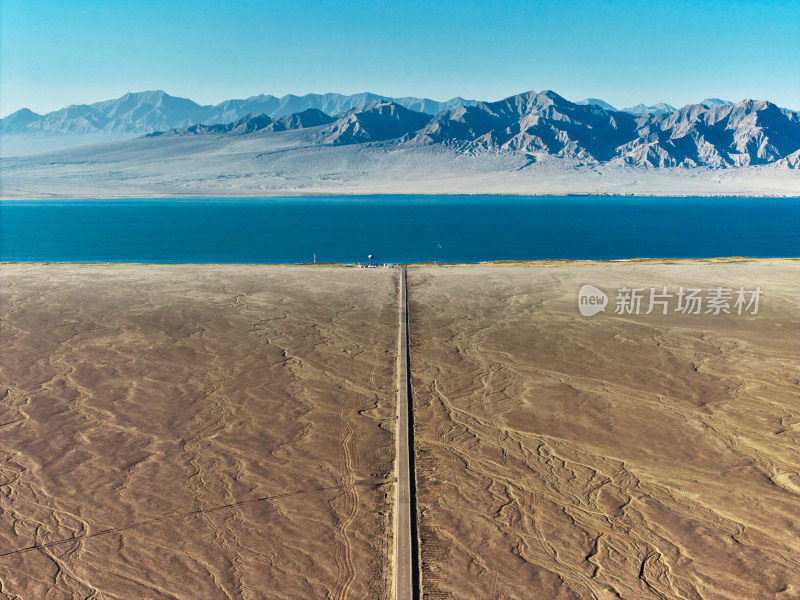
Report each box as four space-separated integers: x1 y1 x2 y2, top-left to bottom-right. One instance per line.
2 261 799 600
407 261 800 600
2 132 799 198
0 265 398 599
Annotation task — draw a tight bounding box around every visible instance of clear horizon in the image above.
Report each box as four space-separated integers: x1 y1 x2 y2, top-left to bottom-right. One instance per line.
2 0 799 117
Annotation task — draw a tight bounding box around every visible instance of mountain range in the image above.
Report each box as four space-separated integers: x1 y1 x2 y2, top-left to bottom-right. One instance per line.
0 90 761 138
576 98 737 114
147 90 800 168
0 90 479 136
2 89 798 169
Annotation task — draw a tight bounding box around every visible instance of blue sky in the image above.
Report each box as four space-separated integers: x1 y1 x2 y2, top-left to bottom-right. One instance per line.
2 0 798 116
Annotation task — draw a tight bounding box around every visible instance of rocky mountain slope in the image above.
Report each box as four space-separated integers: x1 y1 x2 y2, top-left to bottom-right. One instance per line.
617 99 800 167
411 91 640 162
143 90 800 168
322 101 432 144
278 90 797 168
150 109 335 136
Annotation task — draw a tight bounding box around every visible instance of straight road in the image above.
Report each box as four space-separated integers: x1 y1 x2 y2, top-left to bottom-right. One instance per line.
395 267 417 600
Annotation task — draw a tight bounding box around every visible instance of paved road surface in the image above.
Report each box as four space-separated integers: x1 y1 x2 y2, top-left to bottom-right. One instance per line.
395 267 417 600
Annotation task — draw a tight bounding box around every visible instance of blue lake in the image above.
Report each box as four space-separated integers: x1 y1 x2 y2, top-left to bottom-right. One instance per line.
1 196 798 263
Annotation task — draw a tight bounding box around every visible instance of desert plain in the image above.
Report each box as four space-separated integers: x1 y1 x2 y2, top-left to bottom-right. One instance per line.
409 261 800 600
1 261 799 600
0 266 398 599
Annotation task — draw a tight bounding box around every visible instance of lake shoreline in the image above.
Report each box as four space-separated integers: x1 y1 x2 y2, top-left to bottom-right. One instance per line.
4 191 800 200
3 257 800 267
